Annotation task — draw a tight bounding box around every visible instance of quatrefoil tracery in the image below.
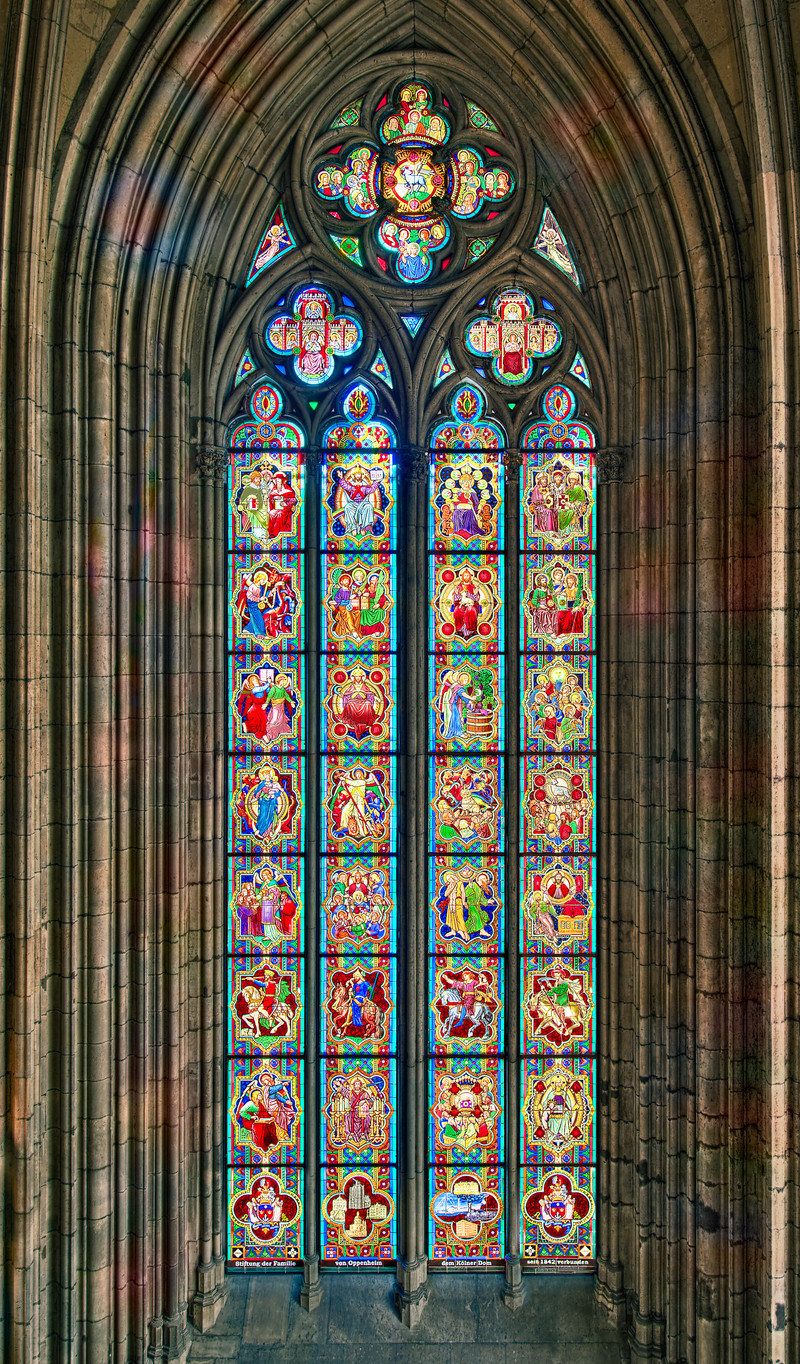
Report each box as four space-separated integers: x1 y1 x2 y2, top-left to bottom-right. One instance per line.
308 79 518 284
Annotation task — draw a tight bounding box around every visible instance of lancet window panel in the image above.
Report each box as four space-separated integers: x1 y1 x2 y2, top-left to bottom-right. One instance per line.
226 390 308 1267
518 387 597 1268
320 417 399 1269
222 67 602 1281
426 382 505 1269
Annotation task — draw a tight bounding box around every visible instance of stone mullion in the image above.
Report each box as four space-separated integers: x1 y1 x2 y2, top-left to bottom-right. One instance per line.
594 453 625 1327
694 379 731 1364
502 449 523 1309
736 12 800 1362
190 427 228 1327
57 268 91 1364
731 13 800 1364
302 450 323 1311
144 397 167 1360
661 284 701 1364
138 294 192 1359
5 283 47 1364
618 292 676 1356
395 448 429 1327
1 3 70 1354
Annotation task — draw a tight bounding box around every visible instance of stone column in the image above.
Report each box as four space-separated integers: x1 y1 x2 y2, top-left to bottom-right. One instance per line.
394 446 430 1327
594 447 629 1332
190 440 229 1333
502 449 524 1311
301 449 323 1312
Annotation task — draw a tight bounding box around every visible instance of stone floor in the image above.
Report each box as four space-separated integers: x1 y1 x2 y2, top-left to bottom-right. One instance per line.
187 1272 629 1362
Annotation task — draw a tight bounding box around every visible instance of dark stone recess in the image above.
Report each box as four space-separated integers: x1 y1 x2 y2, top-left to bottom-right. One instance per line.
186 1274 629 1361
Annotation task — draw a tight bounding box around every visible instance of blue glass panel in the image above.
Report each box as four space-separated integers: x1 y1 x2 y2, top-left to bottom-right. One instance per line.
428 1164 505 1267
321 1165 396 1266
428 854 503 957
522 1165 596 1268
228 1053 304 1166
229 651 304 756
229 854 304 956
321 1055 397 1167
228 1164 304 1265
428 952 503 1056
229 951 304 1057
322 753 395 856
520 857 595 957
430 652 504 754
522 950 594 1057
322 650 397 753
430 753 504 856
323 855 396 955
521 1054 594 1167
429 1055 504 1168
321 953 396 1055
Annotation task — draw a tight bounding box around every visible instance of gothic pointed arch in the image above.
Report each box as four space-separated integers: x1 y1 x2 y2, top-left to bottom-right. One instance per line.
220 67 608 1291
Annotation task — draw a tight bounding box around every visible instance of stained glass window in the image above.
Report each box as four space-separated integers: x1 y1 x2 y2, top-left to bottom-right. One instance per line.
308 79 516 285
227 381 307 1266
320 380 398 1266
225 74 598 1283
428 383 507 1266
519 384 597 1266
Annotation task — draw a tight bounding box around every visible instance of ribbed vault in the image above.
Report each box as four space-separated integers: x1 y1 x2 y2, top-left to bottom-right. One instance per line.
3 0 798 1360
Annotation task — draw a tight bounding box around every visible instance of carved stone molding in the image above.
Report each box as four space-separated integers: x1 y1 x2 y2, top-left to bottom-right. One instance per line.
502 449 524 483
402 445 430 482
301 1254 323 1312
195 444 230 482
394 1255 429 1328
595 447 628 484
594 1259 627 1330
147 1308 190 1363
190 1257 228 1333
503 1252 526 1311
628 1309 667 1360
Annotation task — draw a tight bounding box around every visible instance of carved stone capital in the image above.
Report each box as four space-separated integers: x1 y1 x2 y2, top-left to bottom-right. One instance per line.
503 448 524 483
195 444 230 482
402 445 430 482
595 447 628 484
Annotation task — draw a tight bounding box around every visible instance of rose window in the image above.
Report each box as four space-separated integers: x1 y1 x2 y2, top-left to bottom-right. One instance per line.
309 79 517 284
